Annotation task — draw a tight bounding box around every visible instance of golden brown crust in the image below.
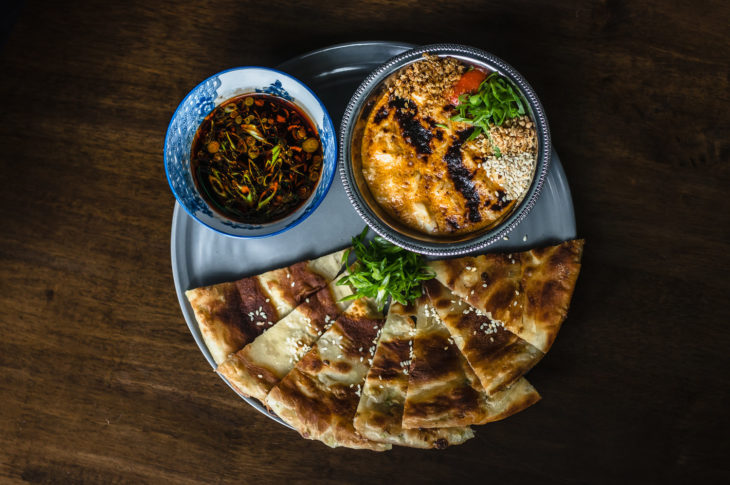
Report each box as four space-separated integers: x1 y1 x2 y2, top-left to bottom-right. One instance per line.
402 298 540 428
185 249 346 364
216 281 353 402
401 300 484 428
479 377 541 423
424 279 543 395
353 303 474 448
519 239 585 352
429 240 584 353
185 280 275 365
429 252 523 326
279 261 332 307
265 299 391 451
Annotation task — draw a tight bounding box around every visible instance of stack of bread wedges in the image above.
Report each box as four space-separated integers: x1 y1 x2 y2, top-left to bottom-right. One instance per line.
186 240 584 450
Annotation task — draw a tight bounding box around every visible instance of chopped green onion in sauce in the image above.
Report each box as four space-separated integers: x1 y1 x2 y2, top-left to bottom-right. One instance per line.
191 94 322 223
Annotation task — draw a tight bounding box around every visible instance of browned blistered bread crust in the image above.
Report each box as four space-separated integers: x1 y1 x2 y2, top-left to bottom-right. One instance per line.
186 279 279 365
402 300 486 428
429 239 584 353
265 299 391 451
216 282 349 402
520 240 585 352
185 249 345 364
424 279 543 395
353 302 474 449
401 299 540 429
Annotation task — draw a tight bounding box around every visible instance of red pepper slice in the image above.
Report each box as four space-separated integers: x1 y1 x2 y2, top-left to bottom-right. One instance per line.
448 69 489 105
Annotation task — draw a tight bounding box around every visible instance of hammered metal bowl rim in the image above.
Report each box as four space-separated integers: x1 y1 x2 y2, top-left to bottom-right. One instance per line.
339 43 551 257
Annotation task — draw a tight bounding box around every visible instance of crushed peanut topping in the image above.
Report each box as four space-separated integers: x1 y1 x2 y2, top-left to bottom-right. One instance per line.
390 54 465 120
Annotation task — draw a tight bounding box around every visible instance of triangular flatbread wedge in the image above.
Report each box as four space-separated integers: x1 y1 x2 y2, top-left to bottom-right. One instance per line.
402 298 540 429
429 239 584 353
186 249 346 364
520 240 585 352
424 279 543 395
217 277 353 402
353 302 474 449
266 298 390 451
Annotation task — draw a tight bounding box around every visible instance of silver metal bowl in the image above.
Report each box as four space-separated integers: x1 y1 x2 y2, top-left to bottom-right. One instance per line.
339 43 551 257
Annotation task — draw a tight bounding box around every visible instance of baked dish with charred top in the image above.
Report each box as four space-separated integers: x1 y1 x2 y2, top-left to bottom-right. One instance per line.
361 54 537 236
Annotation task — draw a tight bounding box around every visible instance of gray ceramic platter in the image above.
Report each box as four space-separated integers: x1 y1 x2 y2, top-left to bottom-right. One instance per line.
170 41 576 427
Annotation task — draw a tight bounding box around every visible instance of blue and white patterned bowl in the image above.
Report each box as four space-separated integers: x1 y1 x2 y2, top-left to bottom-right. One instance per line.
164 67 337 238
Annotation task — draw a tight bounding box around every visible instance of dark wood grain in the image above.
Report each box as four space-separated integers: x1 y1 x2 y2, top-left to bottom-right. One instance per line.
1 0 728 483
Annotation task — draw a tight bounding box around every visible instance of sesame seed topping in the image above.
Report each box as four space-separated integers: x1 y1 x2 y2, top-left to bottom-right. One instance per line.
481 149 535 200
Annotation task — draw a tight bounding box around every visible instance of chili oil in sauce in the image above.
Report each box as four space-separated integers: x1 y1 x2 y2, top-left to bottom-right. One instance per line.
191 94 323 223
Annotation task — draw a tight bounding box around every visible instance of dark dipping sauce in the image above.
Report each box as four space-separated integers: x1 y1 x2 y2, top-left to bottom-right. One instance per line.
191 94 323 224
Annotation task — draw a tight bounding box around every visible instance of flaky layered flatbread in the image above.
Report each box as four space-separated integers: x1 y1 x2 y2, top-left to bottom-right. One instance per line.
217 277 353 402
265 298 390 451
353 302 474 449
520 240 585 352
402 299 540 429
429 239 584 353
186 249 346 364
424 279 543 395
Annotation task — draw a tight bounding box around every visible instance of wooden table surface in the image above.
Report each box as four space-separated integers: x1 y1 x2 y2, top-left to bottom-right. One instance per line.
1 1 728 483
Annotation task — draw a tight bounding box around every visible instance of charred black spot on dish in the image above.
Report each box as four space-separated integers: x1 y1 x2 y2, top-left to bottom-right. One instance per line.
444 127 481 223
389 96 433 155
373 106 390 124
489 190 509 211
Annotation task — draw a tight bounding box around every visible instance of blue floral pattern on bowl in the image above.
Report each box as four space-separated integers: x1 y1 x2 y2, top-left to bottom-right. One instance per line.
164 67 337 237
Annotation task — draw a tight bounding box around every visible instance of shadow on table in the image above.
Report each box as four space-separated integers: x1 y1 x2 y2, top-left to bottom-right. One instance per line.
0 0 24 49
